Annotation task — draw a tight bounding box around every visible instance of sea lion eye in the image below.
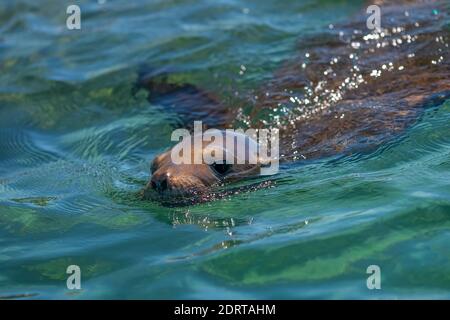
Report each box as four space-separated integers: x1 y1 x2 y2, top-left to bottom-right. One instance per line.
210 162 232 175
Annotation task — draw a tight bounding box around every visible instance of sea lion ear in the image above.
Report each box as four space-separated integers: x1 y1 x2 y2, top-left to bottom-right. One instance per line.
150 157 159 174
151 150 170 173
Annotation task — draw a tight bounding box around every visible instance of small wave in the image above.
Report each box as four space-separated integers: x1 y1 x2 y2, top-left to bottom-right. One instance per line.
0 129 62 173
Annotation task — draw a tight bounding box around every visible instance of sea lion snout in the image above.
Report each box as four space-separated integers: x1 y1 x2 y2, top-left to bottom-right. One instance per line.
143 151 221 200
150 172 169 193
148 164 216 196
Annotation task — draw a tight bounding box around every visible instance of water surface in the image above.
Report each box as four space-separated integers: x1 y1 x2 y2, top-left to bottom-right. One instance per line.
1 0 450 299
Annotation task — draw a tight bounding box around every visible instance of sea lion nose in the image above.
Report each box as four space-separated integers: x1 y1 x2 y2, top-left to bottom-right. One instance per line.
150 174 169 193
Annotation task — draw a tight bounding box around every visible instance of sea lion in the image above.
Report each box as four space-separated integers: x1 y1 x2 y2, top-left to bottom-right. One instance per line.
142 130 273 204
138 0 450 204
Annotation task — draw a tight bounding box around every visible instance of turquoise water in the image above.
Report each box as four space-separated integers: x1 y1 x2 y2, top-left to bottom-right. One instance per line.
1 0 450 299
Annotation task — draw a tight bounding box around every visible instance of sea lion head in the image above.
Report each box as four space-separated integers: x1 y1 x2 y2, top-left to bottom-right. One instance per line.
142 130 275 204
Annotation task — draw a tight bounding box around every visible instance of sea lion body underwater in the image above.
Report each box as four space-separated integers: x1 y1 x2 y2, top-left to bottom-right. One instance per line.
138 0 450 205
